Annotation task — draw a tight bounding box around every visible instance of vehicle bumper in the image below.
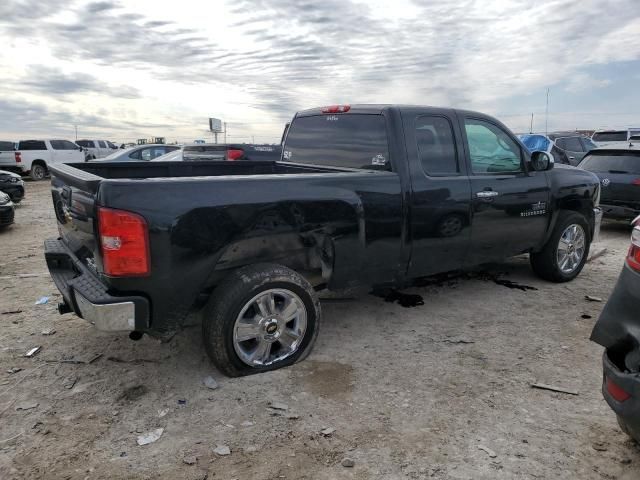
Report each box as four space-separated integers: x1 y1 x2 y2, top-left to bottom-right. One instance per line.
44 238 149 331
0 204 14 226
0 184 25 202
601 351 640 442
600 203 640 221
592 207 602 242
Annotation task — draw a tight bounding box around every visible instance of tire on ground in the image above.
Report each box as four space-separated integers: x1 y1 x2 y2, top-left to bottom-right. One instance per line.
30 162 47 181
202 263 321 377
530 211 591 282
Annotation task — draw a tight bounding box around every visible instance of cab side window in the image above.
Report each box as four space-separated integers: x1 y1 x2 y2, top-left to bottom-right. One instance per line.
415 116 459 176
464 119 522 174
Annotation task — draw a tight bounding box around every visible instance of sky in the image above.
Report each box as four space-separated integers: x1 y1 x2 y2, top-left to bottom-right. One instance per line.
0 0 639 144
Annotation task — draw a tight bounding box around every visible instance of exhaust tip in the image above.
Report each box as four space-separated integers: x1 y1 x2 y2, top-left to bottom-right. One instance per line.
129 331 143 341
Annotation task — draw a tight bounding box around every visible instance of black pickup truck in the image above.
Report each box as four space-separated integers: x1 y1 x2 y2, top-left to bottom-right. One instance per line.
45 104 602 376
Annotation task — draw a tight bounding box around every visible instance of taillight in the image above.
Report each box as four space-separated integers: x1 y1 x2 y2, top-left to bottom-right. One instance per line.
321 105 351 113
15 152 21 163
606 377 631 402
226 149 244 161
633 178 640 186
626 218 640 272
98 207 150 277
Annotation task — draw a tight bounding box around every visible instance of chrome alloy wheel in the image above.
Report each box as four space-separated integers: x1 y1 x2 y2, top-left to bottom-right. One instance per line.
556 224 586 274
233 288 307 367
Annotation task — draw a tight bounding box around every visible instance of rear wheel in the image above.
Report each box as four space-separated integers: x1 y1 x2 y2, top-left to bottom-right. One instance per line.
30 163 47 181
202 263 320 377
530 211 590 282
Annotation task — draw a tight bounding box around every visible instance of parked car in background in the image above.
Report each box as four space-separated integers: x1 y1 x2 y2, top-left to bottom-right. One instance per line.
579 149 640 220
94 144 180 162
0 191 15 229
76 139 119 160
0 141 16 171
152 143 283 162
13 140 84 180
519 132 597 166
0 169 25 203
591 215 640 443
592 129 640 148
45 104 601 377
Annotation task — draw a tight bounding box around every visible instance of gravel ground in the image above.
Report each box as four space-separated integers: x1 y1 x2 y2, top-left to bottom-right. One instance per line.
1 181 639 479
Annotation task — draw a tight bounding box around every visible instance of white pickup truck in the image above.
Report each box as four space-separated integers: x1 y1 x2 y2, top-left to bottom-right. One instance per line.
14 140 85 180
76 139 119 160
0 141 16 172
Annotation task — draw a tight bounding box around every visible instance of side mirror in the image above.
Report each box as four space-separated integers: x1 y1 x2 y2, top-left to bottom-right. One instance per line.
530 151 554 172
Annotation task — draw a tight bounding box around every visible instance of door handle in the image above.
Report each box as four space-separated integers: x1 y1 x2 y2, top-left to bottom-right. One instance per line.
568 156 575 160
476 191 499 198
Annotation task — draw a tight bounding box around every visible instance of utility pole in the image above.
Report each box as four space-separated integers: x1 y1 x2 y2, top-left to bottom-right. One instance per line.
530 113 534 134
545 88 549 135
224 122 227 143
74 125 78 141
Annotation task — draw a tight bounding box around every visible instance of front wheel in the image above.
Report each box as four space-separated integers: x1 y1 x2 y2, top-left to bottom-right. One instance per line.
530 211 591 282
202 263 321 377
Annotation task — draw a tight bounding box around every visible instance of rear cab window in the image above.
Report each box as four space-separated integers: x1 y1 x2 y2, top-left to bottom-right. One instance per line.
580 152 640 174
592 131 627 142
0 141 15 151
283 114 390 170
18 140 47 151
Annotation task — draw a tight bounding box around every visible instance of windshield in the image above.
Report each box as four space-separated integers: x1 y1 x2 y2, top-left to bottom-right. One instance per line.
102 147 134 160
592 131 627 142
580 153 640 174
518 134 550 152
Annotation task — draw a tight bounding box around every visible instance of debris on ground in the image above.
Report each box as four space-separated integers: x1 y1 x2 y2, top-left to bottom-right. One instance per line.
118 385 149 402
203 376 219 390
41 327 56 336
107 356 160 364
478 445 497 458
341 458 355 468
531 383 579 396
268 401 289 411
62 377 78 390
286 413 300 420
158 409 169 418
24 346 41 358
7 367 22 374
581 314 592 319
592 442 608 452
240 421 254 427
492 278 537 291
1 310 22 315
371 288 425 308
321 427 335 436
182 455 197 465
585 295 603 302
136 428 164 446
15 401 39 411
178 399 187 406
45 353 102 365
588 248 608 263
34 297 49 305
441 336 475 344
213 445 231 456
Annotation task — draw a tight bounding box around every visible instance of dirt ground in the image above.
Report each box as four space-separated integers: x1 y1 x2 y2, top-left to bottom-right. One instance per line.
1 180 639 480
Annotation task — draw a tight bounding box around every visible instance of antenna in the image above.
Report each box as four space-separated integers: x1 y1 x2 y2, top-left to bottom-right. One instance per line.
530 113 534 134
545 88 549 135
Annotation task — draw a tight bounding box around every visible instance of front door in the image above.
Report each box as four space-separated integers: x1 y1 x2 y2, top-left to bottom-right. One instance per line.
404 110 472 278
459 116 551 266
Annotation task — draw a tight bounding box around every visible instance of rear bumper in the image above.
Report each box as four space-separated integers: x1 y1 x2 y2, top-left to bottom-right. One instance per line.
602 351 640 442
600 203 640 220
44 238 149 331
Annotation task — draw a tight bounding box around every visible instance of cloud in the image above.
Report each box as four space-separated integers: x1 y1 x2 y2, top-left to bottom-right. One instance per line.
0 0 639 139
16 66 140 99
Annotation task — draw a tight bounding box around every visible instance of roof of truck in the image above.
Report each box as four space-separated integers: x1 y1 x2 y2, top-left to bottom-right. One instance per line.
295 104 491 117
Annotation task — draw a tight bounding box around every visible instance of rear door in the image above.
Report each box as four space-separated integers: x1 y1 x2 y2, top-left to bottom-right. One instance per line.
402 110 472 276
459 115 551 265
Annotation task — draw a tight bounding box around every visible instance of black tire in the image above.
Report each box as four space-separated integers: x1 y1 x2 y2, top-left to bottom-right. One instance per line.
202 263 321 377
30 163 47 181
617 415 631 437
530 211 591 282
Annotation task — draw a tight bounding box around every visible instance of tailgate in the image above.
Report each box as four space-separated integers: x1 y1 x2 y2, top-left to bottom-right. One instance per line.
600 173 640 209
50 163 103 267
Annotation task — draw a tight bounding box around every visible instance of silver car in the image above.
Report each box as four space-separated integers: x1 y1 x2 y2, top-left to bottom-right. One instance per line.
93 144 181 162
